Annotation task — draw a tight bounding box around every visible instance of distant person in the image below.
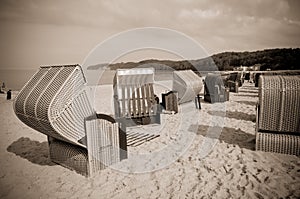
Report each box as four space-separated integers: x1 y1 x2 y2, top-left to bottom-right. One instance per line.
7 90 11 100
0 82 3 93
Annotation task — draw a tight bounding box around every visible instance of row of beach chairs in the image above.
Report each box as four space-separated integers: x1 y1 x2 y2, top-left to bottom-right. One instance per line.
14 65 204 176
14 65 299 177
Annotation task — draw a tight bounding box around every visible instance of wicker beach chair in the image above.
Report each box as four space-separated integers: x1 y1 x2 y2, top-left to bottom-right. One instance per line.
14 64 127 176
161 91 178 113
239 72 244 86
113 68 160 126
254 71 300 87
226 72 240 92
256 75 300 155
254 72 262 87
244 72 250 81
173 70 203 104
204 74 228 103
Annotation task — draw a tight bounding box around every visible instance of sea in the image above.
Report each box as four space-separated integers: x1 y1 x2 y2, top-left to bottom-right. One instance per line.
0 69 175 91
0 69 36 91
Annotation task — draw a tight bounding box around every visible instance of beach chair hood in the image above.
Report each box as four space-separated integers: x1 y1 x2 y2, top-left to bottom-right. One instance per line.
13 64 94 147
173 70 203 104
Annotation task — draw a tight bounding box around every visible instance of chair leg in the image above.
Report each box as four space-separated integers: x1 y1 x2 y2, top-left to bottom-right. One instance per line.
117 120 128 160
119 131 128 160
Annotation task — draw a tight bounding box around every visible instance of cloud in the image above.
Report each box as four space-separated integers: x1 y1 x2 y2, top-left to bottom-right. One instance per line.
0 0 299 69
179 9 221 19
0 0 299 31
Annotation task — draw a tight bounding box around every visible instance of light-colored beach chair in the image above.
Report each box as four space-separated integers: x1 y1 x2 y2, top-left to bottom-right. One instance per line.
254 70 300 87
256 75 300 155
14 64 127 176
113 68 160 126
173 70 203 104
204 74 228 103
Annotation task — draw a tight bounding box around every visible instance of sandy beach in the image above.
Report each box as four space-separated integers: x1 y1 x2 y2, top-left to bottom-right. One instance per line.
0 82 299 199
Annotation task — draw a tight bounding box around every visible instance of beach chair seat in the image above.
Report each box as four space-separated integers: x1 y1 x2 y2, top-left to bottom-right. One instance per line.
256 75 300 155
14 64 127 176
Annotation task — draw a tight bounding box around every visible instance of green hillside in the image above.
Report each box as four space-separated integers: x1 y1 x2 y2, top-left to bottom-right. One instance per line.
108 48 300 71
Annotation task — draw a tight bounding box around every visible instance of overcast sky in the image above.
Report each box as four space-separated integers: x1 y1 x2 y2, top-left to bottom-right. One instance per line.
0 0 299 69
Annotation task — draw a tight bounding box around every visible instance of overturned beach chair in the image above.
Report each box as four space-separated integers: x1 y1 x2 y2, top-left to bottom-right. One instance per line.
113 68 160 126
256 75 300 155
173 70 203 104
204 74 228 103
14 64 127 176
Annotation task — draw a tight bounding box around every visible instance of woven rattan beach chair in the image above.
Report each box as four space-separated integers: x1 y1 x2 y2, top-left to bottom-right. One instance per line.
244 72 250 81
256 75 300 155
226 72 240 92
254 71 300 87
173 70 203 104
113 68 160 126
254 72 262 87
161 91 178 113
239 72 244 86
14 64 127 176
204 74 228 103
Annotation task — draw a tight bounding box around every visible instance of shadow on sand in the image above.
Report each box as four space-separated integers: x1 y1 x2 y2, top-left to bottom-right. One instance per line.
192 125 255 150
240 85 258 90
207 110 256 122
238 90 258 94
234 94 258 98
7 137 55 166
236 101 257 106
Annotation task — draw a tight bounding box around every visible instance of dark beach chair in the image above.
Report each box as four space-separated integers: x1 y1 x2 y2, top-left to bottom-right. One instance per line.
244 72 250 81
254 72 261 87
161 91 178 113
204 74 228 103
226 72 239 92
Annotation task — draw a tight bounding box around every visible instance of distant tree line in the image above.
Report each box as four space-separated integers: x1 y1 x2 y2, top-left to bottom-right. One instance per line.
211 48 300 71
108 48 300 71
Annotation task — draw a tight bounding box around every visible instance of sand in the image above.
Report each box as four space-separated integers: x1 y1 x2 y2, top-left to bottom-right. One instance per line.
0 82 299 199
